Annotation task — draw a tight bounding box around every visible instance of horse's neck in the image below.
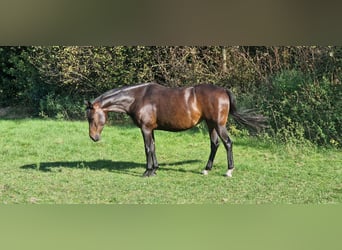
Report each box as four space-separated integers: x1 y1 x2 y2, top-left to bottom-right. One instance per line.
98 83 153 113
101 91 135 113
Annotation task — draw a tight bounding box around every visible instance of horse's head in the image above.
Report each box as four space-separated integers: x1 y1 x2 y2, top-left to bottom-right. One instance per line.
85 101 108 142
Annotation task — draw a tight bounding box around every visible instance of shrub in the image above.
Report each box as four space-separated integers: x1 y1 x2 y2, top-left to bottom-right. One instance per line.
1 46 341 147
39 93 85 120
0 47 40 107
258 70 341 147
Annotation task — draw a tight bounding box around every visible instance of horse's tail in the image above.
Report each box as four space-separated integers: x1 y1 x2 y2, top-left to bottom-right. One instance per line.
226 89 267 131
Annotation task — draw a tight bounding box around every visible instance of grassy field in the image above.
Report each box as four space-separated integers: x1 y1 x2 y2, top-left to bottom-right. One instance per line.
0 119 341 204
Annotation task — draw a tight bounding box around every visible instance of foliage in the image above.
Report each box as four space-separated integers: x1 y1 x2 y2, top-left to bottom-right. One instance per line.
1 46 341 146
29 46 155 95
258 70 341 146
39 93 85 120
0 47 41 107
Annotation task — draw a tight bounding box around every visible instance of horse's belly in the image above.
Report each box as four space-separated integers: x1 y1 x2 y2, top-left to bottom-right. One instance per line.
156 108 201 131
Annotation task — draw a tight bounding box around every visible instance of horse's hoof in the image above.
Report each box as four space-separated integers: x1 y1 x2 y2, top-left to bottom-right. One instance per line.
225 169 234 177
142 170 156 177
142 171 150 177
202 169 209 175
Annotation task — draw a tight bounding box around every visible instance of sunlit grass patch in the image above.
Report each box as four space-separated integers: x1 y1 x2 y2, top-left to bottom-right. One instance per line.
0 119 341 204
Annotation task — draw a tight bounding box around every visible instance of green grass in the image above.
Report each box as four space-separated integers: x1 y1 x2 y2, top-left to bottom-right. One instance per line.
0 119 341 204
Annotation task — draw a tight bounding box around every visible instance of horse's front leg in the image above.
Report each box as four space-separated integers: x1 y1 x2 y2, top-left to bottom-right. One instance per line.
141 128 157 177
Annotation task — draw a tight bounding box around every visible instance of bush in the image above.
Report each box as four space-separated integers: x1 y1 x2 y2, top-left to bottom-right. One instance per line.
39 93 85 120
258 70 341 147
1 46 341 147
0 47 41 107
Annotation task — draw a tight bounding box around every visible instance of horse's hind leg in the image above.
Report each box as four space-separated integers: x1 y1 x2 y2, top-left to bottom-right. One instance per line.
217 125 234 177
202 124 219 175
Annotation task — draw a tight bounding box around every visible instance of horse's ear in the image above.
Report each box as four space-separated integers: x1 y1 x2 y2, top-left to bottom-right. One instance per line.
85 100 93 109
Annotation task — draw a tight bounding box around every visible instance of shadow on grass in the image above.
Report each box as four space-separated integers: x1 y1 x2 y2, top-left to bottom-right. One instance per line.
20 159 202 176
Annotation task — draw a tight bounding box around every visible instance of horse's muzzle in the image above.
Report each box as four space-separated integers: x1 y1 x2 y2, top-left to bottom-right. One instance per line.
90 134 100 142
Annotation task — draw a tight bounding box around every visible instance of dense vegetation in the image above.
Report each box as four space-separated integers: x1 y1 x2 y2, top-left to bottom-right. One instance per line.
0 46 341 147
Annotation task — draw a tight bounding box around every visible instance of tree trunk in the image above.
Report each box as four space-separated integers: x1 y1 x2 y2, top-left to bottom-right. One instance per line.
222 46 228 73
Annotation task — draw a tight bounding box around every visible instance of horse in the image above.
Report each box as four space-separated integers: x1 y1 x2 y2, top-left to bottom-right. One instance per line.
85 82 266 177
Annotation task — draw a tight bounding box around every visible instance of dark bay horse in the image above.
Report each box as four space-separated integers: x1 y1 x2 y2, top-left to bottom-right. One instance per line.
86 82 266 177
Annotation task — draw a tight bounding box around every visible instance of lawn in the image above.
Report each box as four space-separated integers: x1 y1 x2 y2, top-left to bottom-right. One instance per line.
0 119 341 204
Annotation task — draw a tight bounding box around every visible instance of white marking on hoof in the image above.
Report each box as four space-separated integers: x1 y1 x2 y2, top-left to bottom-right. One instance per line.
202 170 209 175
225 169 234 177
